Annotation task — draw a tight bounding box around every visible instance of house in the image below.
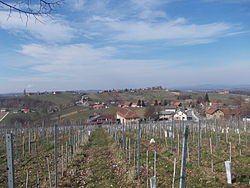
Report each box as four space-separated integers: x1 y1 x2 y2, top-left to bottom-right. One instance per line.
158 106 176 121
186 109 199 122
21 108 31 113
131 103 138 108
87 114 117 125
92 104 104 109
206 108 242 119
173 110 187 121
158 111 174 121
116 108 140 124
206 108 224 119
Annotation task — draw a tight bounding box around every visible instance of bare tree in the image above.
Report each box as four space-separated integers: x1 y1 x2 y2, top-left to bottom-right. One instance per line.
0 0 62 22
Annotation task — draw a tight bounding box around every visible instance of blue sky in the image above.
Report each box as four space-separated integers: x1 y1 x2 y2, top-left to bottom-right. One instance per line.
0 0 250 93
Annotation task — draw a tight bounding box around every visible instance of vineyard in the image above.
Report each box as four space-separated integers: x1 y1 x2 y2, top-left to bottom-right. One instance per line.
0 119 250 187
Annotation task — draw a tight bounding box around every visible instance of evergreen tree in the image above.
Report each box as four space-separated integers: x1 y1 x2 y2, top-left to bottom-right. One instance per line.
137 99 141 107
141 100 145 107
204 93 210 103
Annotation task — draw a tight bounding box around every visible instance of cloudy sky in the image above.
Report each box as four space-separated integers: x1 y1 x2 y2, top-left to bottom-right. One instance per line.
0 0 250 93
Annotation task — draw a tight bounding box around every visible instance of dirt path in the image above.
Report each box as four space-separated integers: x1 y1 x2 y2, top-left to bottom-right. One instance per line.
60 128 137 188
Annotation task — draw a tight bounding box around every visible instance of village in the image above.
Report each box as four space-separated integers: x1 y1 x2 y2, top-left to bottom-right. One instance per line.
67 87 249 125
1 87 250 126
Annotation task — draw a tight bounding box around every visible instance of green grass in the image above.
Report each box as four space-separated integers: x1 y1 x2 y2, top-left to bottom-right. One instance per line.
29 93 81 105
88 90 248 106
184 91 248 105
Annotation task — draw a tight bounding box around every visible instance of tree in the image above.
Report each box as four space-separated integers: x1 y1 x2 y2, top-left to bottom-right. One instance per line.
141 100 145 107
137 99 141 107
0 0 62 21
144 106 157 120
204 93 210 103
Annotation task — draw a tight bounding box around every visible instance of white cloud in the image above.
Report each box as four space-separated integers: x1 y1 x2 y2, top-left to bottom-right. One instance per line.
15 43 179 86
87 17 232 44
2 41 248 92
138 9 167 19
0 11 74 43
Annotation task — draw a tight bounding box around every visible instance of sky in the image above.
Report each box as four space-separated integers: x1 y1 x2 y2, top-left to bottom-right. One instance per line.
0 0 250 93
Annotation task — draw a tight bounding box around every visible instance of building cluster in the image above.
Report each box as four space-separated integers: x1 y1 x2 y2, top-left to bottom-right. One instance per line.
86 108 140 125
85 93 250 125
204 104 249 120
158 106 199 122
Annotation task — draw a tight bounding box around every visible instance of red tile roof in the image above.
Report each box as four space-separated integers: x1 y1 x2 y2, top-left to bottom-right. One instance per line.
206 108 221 115
117 108 139 119
206 108 242 117
93 104 104 108
173 102 181 107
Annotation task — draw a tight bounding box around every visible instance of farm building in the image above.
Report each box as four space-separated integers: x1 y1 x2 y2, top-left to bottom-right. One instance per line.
206 108 242 119
206 108 224 119
116 108 140 124
158 111 174 120
87 114 117 125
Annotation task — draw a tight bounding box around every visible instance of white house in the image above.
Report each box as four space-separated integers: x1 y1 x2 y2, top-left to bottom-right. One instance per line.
173 110 187 121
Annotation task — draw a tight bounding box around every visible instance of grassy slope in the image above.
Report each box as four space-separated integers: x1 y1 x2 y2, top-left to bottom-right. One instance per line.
88 90 248 105
62 107 119 120
29 93 81 105
87 90 177 103
182 92 248 105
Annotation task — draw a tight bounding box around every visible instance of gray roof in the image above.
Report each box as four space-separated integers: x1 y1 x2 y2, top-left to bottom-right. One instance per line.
165 106 176 109
159 111 174 115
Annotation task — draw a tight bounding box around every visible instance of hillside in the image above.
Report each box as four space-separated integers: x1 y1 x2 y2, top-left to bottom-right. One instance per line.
28 93 81 105
87 89 248 105
87 90 177 103
1 89 249 125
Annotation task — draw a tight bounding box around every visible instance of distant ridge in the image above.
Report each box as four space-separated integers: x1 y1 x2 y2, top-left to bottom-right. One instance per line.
172 84 250 91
